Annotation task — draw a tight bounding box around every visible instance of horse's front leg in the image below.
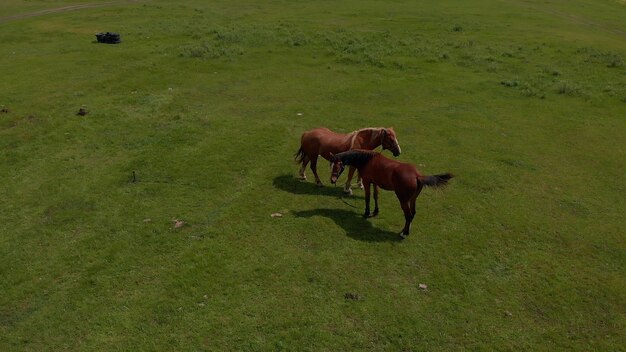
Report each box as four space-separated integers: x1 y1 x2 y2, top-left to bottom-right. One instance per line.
363 181 371 218
372 185 380 217
343 166 357 195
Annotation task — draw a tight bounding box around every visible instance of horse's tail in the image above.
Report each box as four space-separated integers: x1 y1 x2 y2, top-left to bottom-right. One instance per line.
418 173 454 188
294 146 306 164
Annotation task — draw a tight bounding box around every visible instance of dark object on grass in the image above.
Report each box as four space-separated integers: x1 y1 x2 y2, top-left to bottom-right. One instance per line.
344 292 360 300
0 107 9 113
77 107 88 116
96 32 121 44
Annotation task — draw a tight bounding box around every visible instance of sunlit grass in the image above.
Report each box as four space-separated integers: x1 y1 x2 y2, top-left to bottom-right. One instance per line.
0 0 624 350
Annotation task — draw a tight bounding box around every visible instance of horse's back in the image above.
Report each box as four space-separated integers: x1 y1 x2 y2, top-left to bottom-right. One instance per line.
301 127 340 139
300 128 349 159
362 154 397 190
366 154 418 192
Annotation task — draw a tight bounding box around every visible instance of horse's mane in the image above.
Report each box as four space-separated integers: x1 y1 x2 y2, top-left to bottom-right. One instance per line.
348 127 384 149
335 149 377 168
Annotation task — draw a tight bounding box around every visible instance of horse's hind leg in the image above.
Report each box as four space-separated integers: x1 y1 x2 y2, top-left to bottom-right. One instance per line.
399 201 414 239
310 155 322 186
299 155 310 180
410 184 423 216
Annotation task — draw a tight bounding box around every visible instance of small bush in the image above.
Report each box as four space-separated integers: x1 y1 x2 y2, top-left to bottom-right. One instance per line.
364 52 385 67
606 55 624 68
212 27 244 43
602 85 616 96
284 31 309 47
486 63 498 73
520 83 544 98
452 25 463 32
500 80 519 87
179 42 244 59
542 67 560 76
556 81 581 96
390 61 406 70
454 40 474 49
579 47 624 68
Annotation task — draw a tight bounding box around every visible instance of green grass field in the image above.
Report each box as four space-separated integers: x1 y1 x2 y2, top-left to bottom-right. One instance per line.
1 0 625 350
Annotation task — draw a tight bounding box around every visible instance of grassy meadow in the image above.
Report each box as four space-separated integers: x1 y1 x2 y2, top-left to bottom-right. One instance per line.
0 0 625 350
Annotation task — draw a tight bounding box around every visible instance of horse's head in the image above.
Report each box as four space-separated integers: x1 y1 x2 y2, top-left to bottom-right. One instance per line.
329 154 345 185
381 127 401 157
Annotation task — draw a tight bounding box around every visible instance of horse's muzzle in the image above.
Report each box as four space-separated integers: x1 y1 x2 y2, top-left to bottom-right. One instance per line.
330 175 338 184
393 151 400 157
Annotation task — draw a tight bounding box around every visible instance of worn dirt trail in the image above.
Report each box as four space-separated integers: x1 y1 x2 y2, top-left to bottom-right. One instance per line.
0 0 143 24
499 0 626 40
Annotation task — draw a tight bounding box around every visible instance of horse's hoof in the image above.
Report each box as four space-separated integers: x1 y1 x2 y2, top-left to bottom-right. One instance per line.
372 209 379 217
316 182 323 187
358 183 364 190
362 212 370 218
298 175 307 180
399 232 408 240
343 188 353 195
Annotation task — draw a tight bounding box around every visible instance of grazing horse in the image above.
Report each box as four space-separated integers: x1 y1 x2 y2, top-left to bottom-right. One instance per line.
329 150 453 239
294 127 401 193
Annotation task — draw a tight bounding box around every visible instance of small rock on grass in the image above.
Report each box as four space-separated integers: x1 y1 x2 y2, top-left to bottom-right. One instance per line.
418 283 428 290
173 219 186 228
271 212 283 218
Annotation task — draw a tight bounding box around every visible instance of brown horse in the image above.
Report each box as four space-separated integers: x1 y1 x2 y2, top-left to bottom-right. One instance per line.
330 150 453 239
294 127 401 193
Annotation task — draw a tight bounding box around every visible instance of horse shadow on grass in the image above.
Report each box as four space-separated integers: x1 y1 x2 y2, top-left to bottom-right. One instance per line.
273 174 363 199
293 208 401 243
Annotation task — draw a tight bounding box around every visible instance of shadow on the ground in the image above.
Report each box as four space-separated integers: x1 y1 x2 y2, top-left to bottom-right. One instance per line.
273 174 363 199
293 208 401 242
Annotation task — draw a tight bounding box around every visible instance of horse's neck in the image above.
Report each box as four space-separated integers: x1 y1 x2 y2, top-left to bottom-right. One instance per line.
341 151 375 168
338 132 354 150
352 128 381 149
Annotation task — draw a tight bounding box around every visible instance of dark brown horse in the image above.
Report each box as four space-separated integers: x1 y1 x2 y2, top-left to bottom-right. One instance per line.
295 127 401 193
330 150 453 239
